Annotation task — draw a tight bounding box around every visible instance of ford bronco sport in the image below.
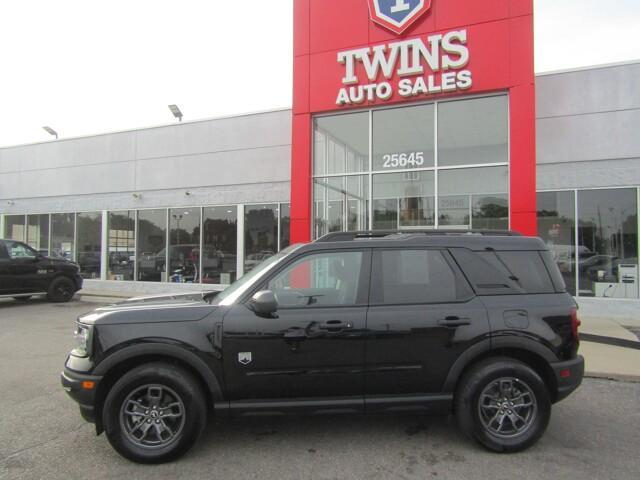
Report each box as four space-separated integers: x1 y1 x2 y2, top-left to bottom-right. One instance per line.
61 230 584 463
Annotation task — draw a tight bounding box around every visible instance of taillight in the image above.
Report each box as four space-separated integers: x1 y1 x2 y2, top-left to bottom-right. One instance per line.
570 307 581 342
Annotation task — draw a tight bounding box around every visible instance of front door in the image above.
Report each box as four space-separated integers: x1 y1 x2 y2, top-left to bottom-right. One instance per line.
222 249 370 412
4 241 46 293
365 248 489 412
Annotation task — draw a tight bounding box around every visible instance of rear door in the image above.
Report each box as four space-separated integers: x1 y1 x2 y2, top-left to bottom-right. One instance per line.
0 242 13 293
364 248 489 412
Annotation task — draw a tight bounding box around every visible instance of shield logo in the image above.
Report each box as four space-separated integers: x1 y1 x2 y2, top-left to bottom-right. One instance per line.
367 0 432 35
238 352 252 365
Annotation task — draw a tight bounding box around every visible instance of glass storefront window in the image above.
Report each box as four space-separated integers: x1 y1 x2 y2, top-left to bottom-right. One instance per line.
280 204 291 250
77 212 102 279
27 214 49 255
51 213 75 261
245 204 278 272
169 208 201 283
438 166 509 230
577 189 638 298
314 176 369 238
373 104 434 171
537 191 577 295
438 96 508 167
137 210 167 282
108 211 135 281
202 206 237 285
314 112 369 176
373 171 435 230
4 215 25 241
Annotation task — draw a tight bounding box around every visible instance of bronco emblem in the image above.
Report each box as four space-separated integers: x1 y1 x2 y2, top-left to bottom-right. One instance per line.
238 352 252 365
367 0 433 35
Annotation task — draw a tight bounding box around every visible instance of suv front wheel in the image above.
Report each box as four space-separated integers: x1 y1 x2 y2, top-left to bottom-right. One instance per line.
103 362 206 463
455 357 551 453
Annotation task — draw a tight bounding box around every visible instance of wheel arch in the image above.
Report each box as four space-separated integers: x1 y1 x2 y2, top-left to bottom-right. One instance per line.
444 337 559 403
92 343 224 435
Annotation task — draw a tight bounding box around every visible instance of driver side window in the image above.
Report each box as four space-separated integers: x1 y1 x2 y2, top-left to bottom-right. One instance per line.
267 251 363 308
6 241 37 259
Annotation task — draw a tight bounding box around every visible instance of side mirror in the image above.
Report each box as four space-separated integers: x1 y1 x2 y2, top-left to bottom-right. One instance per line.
249 290 278 318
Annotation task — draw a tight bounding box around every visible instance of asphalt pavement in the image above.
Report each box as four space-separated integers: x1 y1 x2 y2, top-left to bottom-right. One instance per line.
1 298 639 480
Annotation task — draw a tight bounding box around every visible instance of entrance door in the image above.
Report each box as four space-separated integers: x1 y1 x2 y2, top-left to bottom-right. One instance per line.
222 249 370 411
365 248 489 411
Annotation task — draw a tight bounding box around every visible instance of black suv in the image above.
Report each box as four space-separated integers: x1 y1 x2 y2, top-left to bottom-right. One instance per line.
0 239 83 302
61 231 584 463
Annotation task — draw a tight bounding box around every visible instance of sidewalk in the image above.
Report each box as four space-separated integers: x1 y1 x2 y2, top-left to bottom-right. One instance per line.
577 299 640 381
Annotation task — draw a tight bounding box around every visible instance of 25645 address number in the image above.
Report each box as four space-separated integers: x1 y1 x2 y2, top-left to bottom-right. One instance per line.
382 152 425 169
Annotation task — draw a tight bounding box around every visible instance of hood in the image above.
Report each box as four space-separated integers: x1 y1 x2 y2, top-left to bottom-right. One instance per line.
78 293 219 326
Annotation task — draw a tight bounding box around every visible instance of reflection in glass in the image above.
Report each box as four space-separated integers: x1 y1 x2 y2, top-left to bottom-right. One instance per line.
438 167 509 230
27 214 49 255
577 189 638 298
202 206 237 285
537 191 577 295
314 113 368 175
280 204 291 250
314 176 369 238
438 96 508 167
4 215 25 242
373 104 434 171
169 208 201 283
373 171 435 230
51 213 75 261
245 204 278 272
108 211 135 281
137 210 167 282
77 212 102 279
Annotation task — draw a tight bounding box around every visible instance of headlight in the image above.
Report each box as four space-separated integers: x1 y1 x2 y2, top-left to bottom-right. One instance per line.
73 323 92 357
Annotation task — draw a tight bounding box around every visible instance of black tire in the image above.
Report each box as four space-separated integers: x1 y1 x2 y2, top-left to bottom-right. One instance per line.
102 362 206 464
455 357 551 453
46 277 76 303
13 296 32 302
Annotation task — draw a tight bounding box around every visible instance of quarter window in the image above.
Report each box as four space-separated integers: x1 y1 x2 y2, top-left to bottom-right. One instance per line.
267 251 364 307
372 250 460 305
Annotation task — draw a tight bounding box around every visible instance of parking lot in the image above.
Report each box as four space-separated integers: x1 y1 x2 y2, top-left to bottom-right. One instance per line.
1 298 639 480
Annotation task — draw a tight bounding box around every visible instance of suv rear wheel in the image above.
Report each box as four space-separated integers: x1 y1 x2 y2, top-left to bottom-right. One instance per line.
455 357 551 453
103 362 206 463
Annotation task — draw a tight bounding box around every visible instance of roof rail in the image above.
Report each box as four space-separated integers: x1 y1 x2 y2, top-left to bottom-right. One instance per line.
314 230 522 243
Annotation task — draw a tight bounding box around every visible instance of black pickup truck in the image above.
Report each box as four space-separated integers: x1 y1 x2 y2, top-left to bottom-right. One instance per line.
0 239 83 302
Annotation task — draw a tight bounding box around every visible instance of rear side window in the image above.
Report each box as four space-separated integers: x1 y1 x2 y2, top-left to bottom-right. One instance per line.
450 248 555 295
493 251 556 294
371 249 471 305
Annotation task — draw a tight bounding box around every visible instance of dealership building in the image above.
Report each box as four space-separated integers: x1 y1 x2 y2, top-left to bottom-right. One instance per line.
1 0 639 302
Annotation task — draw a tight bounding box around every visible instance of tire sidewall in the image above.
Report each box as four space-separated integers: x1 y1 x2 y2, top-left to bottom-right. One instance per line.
457 359 551 453
103 364 206 463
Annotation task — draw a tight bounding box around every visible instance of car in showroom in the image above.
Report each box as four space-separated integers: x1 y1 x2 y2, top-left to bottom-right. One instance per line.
0 239 83 302
61 230 584 463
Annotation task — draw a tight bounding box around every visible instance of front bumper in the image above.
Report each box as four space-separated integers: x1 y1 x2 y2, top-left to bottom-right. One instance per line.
61 366 102 423
73 274 84 291
551 355 585 402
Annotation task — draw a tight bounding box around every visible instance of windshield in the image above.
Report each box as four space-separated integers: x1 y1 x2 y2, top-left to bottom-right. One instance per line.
212 244 304 306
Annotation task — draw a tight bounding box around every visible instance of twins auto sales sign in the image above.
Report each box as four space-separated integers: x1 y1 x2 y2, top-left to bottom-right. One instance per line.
336 0 472 106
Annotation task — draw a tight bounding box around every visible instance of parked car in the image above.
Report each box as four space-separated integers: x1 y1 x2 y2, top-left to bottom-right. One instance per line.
0 239 83 302
61 230 583 463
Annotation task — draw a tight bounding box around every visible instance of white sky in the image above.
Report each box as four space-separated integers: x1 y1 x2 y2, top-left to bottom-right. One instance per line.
0 0 638 148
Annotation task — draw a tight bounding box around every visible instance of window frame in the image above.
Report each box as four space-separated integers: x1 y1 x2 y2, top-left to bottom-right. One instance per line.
369 247 474 307
245 248 372 310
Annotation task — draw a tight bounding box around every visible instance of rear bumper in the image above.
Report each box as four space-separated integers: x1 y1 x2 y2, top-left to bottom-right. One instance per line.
551 355 585 402
61 367 102 423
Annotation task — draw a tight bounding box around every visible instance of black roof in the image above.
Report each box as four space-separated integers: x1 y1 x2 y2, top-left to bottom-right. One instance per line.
304 230 547 252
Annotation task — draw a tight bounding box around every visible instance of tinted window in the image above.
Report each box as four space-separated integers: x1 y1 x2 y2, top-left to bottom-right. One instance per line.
268 251 364 307
372 250 461 305
494 251 556 294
